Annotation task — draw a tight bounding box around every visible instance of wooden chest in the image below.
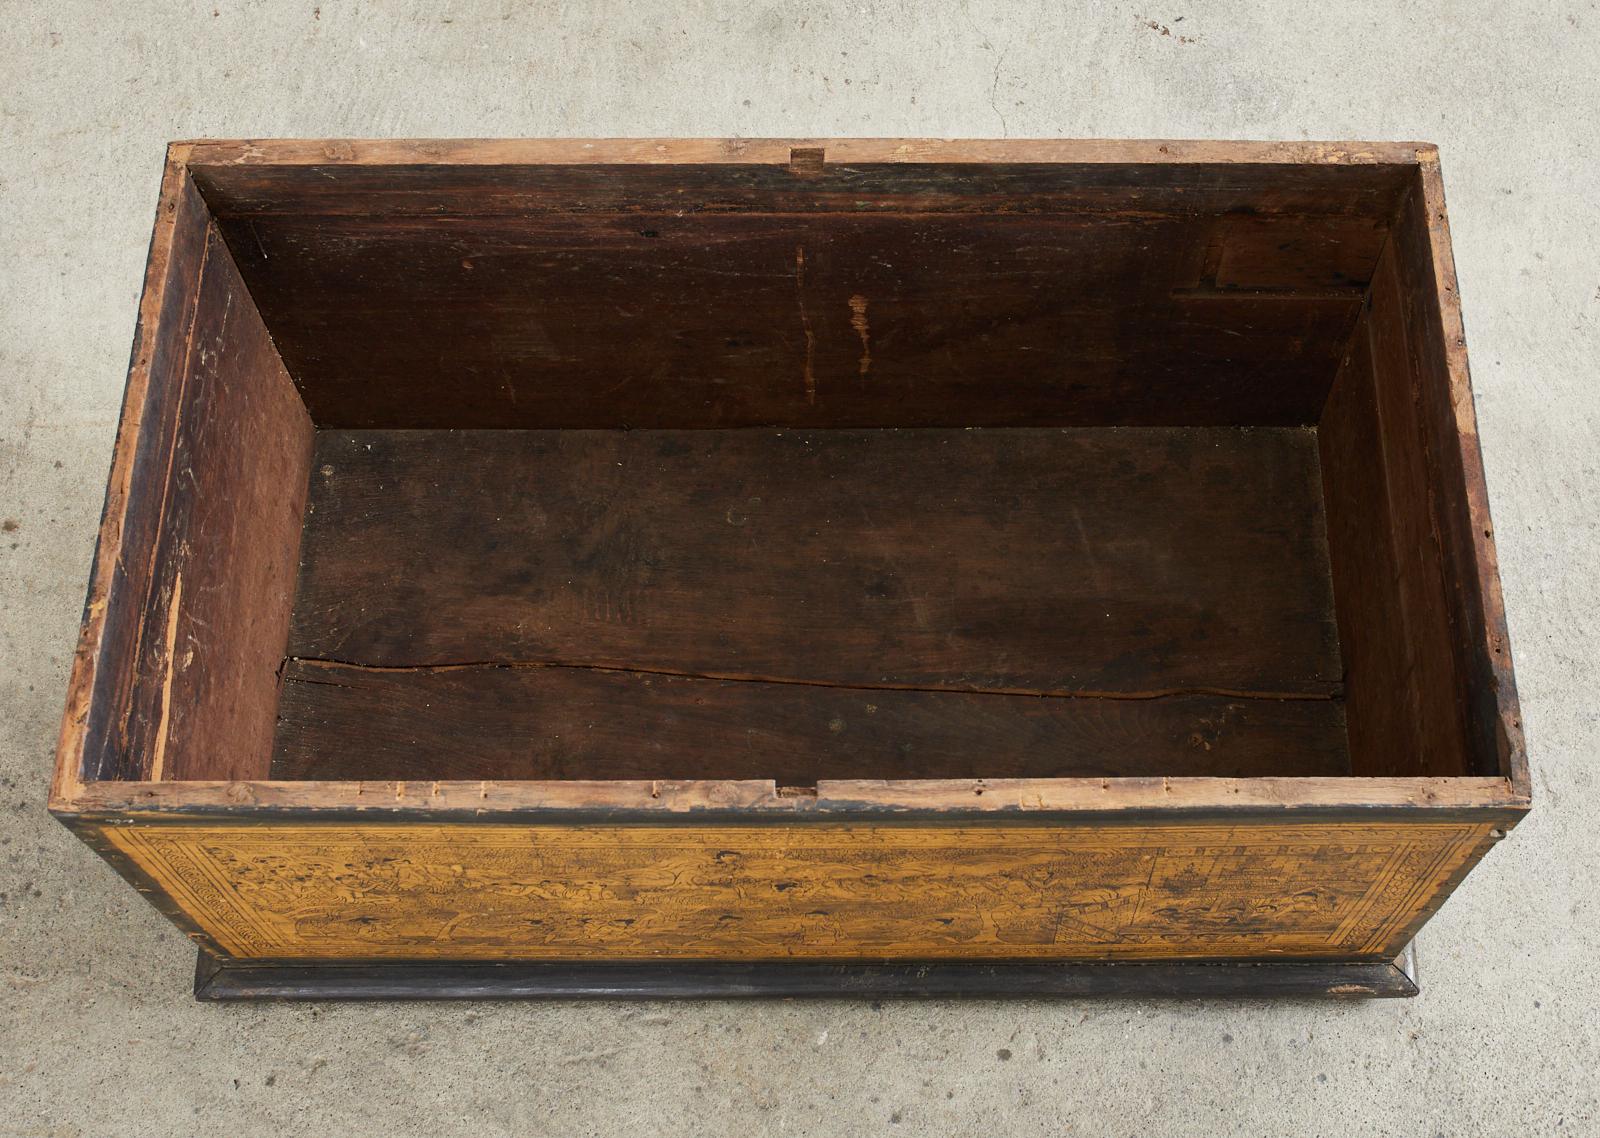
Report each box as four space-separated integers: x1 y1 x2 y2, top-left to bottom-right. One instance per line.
51 139 1529 999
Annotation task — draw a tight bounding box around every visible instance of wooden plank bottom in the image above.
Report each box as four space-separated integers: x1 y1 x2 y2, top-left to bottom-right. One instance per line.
276 426 1348 786
194 944 1418 1000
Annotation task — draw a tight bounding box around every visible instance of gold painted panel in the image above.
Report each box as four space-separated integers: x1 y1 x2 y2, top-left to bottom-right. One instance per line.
101 821 1489 960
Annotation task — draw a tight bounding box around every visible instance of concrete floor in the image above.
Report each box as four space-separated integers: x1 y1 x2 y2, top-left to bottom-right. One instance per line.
2 2 1596 1134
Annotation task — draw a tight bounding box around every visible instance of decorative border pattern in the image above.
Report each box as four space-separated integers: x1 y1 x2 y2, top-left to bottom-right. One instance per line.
102 821 1490 961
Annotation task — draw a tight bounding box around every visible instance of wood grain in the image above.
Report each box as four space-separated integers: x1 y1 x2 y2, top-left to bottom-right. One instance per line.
63 157 313 786
191 143 1409 430
1396 159 1525 785
101 819 1493 961
182 137 1431 169
288 427 1342 700
214 211 1368 429
188 142 1419 216
1365 237 1469 775
272 659 1351 783
1319 309 1419 774
68 159 212 788
184 136 1427 168
54 773 1529 821
124 225 314 781
1317 158 1523 782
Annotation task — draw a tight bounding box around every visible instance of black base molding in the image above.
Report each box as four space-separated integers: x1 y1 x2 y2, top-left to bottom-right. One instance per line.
194 945 1418 1000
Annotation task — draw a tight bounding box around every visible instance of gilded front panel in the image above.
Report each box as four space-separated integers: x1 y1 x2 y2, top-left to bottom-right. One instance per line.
100 821 1488 960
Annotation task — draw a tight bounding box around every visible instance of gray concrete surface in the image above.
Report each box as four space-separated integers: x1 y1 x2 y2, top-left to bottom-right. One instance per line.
1 2 1595 1134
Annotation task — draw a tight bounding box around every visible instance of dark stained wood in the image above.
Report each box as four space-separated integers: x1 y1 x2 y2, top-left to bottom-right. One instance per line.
190 152 1417 218
75 162 214 785
287 427 1342 699
194 943 1421 1001
1319 276 1466 775
1389 163 1524 782
213 211 1366 430
125 225 314 781
1316 160 1518 781
1211 213 1390 290
271 659 1350 783
189 142 1410 435
1363 236 1468 775
1319 308 1420 775
71 162 314 785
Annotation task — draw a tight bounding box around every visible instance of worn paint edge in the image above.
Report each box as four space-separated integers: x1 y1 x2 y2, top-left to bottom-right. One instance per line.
51 146 199 806
1412 148 1529 797
180 137 1432 168
192 948 1420 1001
53 775 1530 825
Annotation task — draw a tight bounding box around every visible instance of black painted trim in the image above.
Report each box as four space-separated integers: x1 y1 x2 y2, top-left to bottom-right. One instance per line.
194 944 1418 1001
59 816 230 958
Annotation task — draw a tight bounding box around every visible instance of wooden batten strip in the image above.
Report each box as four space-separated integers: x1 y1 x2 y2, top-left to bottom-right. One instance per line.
57 775 1529 821
181 138 1431 168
